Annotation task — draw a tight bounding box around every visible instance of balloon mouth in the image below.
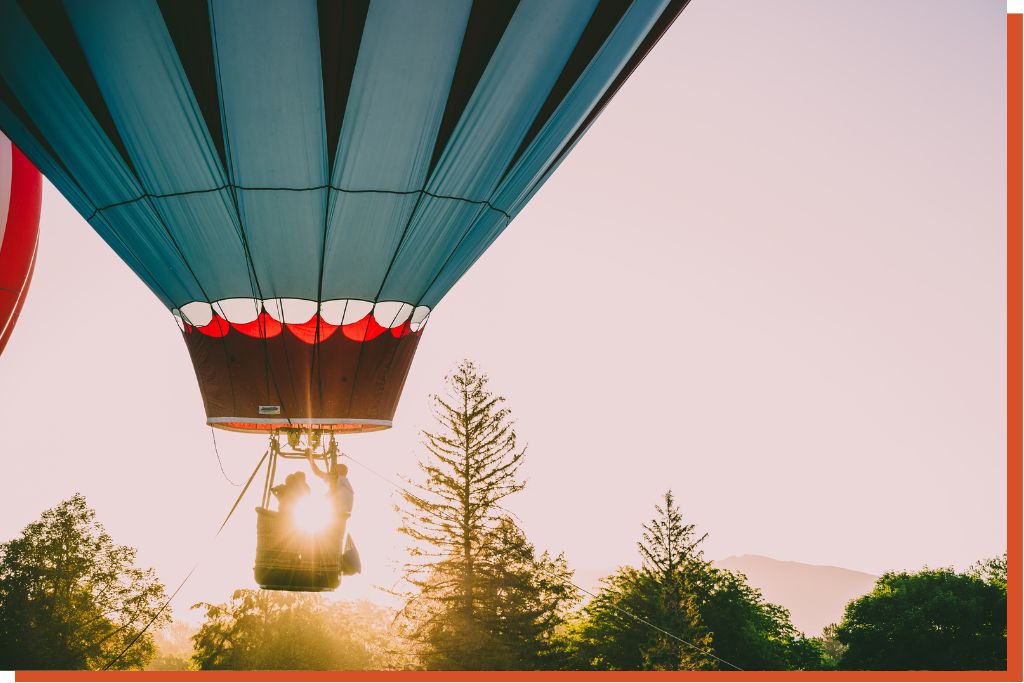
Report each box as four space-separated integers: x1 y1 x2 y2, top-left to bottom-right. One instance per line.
209 418 392 434
172 298 430 343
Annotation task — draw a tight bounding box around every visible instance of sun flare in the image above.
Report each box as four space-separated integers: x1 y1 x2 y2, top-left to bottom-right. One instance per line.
292 495 332 535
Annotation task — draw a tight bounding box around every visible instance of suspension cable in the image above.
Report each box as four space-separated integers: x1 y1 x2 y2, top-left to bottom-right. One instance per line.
210 427 241 486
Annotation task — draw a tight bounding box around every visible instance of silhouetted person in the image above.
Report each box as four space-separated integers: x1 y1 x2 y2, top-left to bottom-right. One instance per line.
307 452 360 573
271 471 310 518
307 455 354 517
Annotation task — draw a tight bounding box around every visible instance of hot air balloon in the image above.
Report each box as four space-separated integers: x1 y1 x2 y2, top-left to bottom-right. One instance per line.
0 132 42 355
0 0 686 590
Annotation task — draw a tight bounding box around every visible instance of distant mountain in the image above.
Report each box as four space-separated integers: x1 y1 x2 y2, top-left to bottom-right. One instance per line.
574 555 876 637
714 555 876 636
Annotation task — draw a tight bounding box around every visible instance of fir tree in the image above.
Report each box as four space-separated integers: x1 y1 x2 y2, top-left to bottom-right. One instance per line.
638 490 708 582
634 490 713 668
476 519 578 669
572 490 713 670
396 360 575 669
568 491 824 671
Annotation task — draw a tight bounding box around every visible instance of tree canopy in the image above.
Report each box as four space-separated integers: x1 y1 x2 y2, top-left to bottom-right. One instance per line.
0 494 169 670
191 590 397 670
834 565 1007 670
564 491 824 671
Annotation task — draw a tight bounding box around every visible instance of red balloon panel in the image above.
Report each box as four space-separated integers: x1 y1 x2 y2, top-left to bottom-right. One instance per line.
0 138 43 355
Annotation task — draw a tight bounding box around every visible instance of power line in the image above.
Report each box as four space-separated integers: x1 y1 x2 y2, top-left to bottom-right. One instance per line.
341 451 744 672
565 577 743 671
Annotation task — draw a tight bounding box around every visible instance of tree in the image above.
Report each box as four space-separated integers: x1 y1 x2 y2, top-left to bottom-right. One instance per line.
567 491 824 671
191 590 397 670
970 554 1007 592
813 623 847 670
835 568 1006 670
475 519 579 669
569 566 713 670
396 360 577 669
569 491 713 670
0 494 169 670
638 491 707 581
696 566 823 670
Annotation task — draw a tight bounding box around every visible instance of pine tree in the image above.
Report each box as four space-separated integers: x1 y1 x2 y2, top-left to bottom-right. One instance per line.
567 492 713 670
396 360 576 669
630 491 713 669
476 519 578 669
638 490 708 582
569 491 823 671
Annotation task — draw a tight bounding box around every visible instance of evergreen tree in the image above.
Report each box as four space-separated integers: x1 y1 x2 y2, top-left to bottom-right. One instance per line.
571 491 713 670
476 519 579 669
635 491 714 669
638 490 707 581
566 491 823 671
396 360 576 669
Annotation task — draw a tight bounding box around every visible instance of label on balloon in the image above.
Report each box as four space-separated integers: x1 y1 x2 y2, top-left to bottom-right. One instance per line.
258 405 281 415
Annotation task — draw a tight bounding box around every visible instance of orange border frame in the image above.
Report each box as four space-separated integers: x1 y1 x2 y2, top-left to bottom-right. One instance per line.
13 12 1024 683
1005 12 1023 683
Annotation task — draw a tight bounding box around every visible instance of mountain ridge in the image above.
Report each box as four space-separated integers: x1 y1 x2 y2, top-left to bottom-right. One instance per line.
713 554 877 636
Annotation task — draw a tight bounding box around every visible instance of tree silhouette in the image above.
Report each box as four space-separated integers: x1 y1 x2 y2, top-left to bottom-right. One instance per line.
191 590 396 670
0 494 168 670
638 490 707 581
970 554 1007 592
567 491 823 671
396 360 576 669
835 567 1006 670
571 491 713 670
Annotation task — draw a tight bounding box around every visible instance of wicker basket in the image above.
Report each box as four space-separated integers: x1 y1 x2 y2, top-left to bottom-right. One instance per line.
253 507 347 591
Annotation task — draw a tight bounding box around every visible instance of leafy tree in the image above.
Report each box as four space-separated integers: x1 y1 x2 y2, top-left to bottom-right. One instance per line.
0 494 169 670
569 566 713 670
813 623 847 670
970 554 1007 592
697 567 822 670
191 590 397 670
566 491 824 671
835 568 1006 670
396 360 577 669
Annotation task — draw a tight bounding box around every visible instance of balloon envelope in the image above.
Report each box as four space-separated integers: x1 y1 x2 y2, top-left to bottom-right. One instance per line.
0 132 42 356
0 0 684 431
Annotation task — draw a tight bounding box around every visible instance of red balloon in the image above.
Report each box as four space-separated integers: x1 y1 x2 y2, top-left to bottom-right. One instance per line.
0 133 42 355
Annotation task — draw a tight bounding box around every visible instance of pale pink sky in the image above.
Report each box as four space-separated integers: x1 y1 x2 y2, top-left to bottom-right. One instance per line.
0 0 1007 618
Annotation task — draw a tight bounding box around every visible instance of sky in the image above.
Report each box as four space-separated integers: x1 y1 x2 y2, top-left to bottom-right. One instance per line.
0 0 1008 621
